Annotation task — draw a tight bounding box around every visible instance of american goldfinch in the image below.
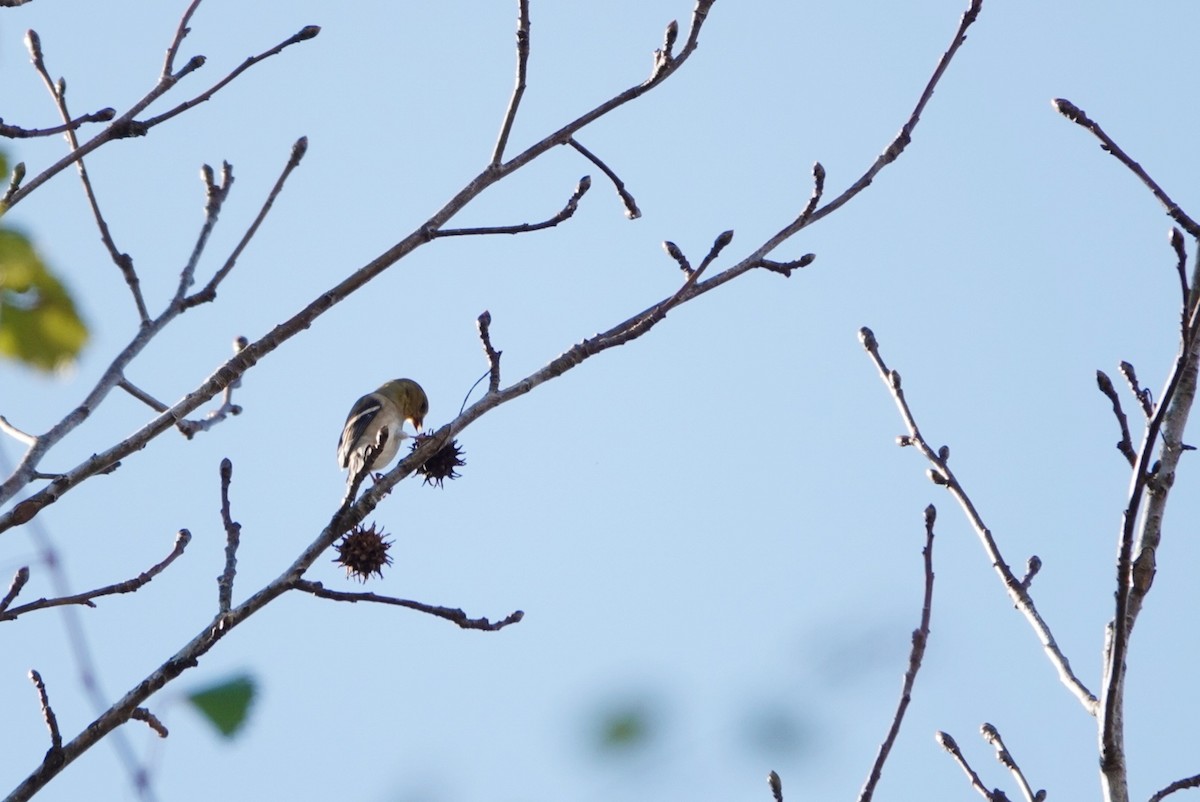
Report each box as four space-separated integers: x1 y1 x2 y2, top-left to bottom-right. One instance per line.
337 378 429 490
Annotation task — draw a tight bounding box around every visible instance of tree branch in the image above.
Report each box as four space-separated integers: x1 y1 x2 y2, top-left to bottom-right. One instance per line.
490 0 530 165
292 580 524 631
432 175 592 238
0 530 191 622
859 326 1098 713
1053 98 1200 239
567 137 641 219
857 504 937 802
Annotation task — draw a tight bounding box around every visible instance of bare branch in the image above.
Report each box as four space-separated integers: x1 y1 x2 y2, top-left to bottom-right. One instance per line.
118 338 246 439
0 530 191 621
217 459 240 614
1149 773 1200 802
129 708 168 739
7 24 317 209
477 311 503 393
857 504 937 802
567 138 641 219
174 161 233 303
491 0 530 165
162 0 204 79
0 0 724 524
25 28 150 323
140 26 321 131
28 670 63 760
859 326 1098 713
648 0 983 302
0 107 115 139
432 175 592 238
292 579 524 632
1052 98 1200 239
936 731 1004 801
184 137 309 308
1096 369 1138 466
0 416 37 446
755 253 816 278
981 723 1041 802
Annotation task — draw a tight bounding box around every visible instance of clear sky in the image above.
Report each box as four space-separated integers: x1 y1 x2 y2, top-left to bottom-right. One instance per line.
3 1 1200 801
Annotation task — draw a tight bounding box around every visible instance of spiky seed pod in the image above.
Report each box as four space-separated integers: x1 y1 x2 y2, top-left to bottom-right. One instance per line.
411 434 466 488
333 523 393 582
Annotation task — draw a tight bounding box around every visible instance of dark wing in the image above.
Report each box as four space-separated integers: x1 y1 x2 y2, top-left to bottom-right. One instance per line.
337 393 383 468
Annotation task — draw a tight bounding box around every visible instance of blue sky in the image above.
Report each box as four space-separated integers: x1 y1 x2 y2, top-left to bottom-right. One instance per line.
3 1 1200 800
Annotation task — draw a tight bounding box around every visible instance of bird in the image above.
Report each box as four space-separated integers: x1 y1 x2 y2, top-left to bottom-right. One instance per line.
337 378 429 492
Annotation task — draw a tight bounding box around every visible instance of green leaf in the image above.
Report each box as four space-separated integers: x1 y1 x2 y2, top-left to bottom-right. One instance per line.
0 228 88 372
186 675 256 738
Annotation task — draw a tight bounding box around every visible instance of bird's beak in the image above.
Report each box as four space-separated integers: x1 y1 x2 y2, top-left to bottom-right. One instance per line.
411 417 424 433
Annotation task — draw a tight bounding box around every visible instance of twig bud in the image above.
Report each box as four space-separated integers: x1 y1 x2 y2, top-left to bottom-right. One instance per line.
767 770 783 802
858 326 877 350
24 29 42 63
662 20 678 57
935 731 958 752
1052 97 1085 124
927 469 949 486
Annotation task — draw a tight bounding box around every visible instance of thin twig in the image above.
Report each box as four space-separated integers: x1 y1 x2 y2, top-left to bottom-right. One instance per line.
1095 370 1138 466
140 26 321 130
174 162 233 303
1 530 191 621
117 380 169 413
491 0 531 165
184 138 308 308
755 253 816 277
162 0 204 79
292 579 524 631
859 326 1098 713
980 723 1040 802
7 23 316 210
174 338 247 438
25 29 150 323
0 108 116 139
567 138 640 219
857 504 937 802
29 670 63 756
1053 98 1200 239
130 708 169 739
0 416 37 446
432 175 592 237
477 311 503 393
217 459 240 614
1149 773 1200 802
936 731 1011 801
0 566 31 614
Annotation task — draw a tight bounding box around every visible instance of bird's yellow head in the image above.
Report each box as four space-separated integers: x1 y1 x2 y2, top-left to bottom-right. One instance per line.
379 378 429 431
